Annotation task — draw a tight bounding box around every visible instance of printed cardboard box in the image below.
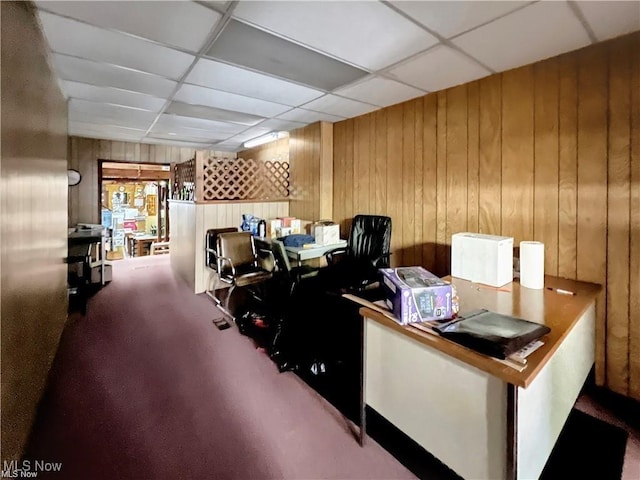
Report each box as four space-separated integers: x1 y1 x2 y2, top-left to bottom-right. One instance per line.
380 267 454 325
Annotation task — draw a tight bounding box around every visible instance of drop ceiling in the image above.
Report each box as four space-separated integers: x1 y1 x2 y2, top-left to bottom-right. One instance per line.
34 1 639 152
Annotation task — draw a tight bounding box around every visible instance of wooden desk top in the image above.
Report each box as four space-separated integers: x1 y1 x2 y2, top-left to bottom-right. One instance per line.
361 275 601 388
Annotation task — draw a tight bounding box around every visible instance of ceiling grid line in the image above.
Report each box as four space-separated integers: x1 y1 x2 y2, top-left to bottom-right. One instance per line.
142 1 240 141
33 0 639 151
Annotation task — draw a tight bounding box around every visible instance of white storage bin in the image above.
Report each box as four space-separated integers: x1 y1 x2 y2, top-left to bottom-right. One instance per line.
451 233 513 287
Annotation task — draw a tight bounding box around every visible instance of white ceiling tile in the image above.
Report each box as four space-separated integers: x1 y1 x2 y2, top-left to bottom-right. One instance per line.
388 45 491 92
225 127 274 144
213 143 242 152
38 12 194 80
185 58 324 106
575 1 640 42
62 81 166 112
334 77 425 108
256 118 306 132
72 131 145 143
174 83 291 117
37 1 221 52
69 120 145 137
391 1 530 39
53 54 177 98
277 109 344 124
155 114 247 136
69 99 157 129
150 123 229 142
149 133 220 143
233 1 439 70
141 137 213 148
452 1 591 72
165 101 264 126
70 111 154 131
69 121 145 134
301 94 378 118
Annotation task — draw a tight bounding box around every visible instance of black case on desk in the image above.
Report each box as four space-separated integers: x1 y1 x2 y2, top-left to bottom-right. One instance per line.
433 309 550 359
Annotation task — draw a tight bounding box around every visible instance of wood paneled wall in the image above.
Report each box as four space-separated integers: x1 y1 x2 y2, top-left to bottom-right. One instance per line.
289 122 333 221
68 137 236 226
1 2 69 460
238 137 289 163
333 32 640 400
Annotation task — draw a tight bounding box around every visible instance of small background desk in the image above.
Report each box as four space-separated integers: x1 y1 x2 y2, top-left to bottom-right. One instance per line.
285 240 347 267
126 233 158 257
361 275 601 480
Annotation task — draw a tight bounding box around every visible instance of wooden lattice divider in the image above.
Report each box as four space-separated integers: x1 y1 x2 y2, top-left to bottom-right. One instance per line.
200 156 289 201
173 157 195 199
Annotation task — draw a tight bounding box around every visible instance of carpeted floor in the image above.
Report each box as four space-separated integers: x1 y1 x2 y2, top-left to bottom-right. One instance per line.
23 255 638 479
540 409 628 480
23 255 416 479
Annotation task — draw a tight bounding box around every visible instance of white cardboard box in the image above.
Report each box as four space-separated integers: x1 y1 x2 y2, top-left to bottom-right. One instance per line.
90 261 112 284
313 223 340 245
451 233 513 287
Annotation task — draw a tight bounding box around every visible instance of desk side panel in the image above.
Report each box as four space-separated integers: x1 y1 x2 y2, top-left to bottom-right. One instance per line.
366 320 507 480
517 304 595 479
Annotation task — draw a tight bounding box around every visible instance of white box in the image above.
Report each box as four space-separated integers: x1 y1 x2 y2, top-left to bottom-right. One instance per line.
90 262 112 284
266 219 282 238
451 233 513 287
313 223 340 245
290 219 301 234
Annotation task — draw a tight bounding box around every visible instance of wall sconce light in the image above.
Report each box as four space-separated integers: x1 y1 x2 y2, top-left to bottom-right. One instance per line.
243 131 288 149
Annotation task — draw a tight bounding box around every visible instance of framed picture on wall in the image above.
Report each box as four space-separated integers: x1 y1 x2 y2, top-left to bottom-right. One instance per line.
146 194 157 216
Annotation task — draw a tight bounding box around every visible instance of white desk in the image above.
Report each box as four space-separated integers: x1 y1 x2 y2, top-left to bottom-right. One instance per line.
360 276 601 480
285 240 347 266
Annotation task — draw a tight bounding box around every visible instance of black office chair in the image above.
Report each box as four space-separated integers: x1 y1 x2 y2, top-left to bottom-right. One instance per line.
323 214 392 292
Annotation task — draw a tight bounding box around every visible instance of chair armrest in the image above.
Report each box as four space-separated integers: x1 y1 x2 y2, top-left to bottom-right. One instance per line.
324 247 348 266
205 246 218 268
217 256 236 277
371 251 392 268
257 249 276 272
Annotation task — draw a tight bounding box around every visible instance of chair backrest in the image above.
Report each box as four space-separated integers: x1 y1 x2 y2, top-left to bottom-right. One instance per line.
271 238 292 274
217 232 256 275
348 214 392 266
206 227 238 268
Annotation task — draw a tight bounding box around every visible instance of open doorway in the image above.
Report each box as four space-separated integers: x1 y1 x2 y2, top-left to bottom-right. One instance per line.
99 161 171 260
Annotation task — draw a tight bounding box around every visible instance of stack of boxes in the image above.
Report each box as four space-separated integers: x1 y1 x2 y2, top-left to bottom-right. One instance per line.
265 217 303 238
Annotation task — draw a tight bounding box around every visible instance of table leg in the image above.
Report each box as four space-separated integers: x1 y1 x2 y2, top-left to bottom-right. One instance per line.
506 383 518 480
359 316 367 446
137 240 143 257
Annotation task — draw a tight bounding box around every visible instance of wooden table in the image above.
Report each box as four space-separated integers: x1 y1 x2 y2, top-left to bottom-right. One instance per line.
360 275 601 480
126 233 157 257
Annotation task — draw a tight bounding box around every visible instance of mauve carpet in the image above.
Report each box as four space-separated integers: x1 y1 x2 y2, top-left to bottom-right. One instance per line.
24 255 416 480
